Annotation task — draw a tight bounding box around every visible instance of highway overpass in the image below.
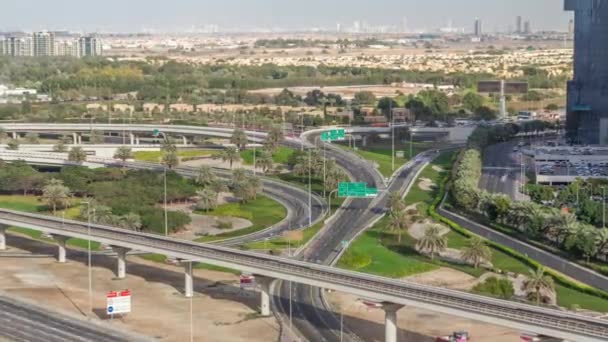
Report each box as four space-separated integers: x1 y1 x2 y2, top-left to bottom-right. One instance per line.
0 209 607 342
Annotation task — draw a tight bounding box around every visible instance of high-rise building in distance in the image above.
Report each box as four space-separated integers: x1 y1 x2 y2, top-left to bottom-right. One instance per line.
516 15 523 34
523 21 531 34
0 32 102 58
474 18 482 37
32 31 55 56
565 0 608 144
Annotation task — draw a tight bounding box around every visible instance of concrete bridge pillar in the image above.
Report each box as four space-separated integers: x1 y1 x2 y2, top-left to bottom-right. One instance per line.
111 246 131 279
129 133 135 146
135 136 140 145
255 276 275 316
383 303 404 342
183 261 194 298
0 225 7 250
52 235 70 263
72 133 78 145
11 132 17 140
182 136 188 146
362 135 368 147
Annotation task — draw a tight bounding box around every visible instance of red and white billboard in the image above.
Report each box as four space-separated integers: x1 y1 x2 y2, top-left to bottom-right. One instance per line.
106 290 131 315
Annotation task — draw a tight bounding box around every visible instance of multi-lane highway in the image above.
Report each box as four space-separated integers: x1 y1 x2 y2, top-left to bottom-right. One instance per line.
0 294 152 342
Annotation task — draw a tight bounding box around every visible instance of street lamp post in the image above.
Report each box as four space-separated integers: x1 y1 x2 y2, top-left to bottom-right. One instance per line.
156 131 170 237
308 148 312 226
328 189 338 216
81 201 94 316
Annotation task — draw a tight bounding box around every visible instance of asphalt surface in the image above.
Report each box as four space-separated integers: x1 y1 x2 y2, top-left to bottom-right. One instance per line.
0 295 151 342
479 141 522 200
276 133 438 342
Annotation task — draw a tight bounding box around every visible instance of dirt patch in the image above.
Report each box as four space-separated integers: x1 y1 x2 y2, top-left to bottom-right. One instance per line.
0 236 279 342
325 290 519 342
417 178 434 191
403 268 479 291
408 220 449 240
432 165 445 172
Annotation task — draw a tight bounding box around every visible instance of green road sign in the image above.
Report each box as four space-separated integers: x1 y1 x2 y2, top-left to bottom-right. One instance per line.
321 129 346 142
338 182 378 198
152 129 160 137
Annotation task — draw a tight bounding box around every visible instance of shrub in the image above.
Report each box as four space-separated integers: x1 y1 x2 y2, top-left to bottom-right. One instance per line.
472 277 514 299
216 220 233 230
340 249 372 269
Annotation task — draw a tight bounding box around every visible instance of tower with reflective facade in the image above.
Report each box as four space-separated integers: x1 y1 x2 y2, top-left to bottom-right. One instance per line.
566 0 608 144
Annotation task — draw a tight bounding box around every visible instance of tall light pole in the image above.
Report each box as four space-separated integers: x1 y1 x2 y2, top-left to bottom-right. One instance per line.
328 189 338 216
155 130 170 237
81 201 93 316
253 144 257 176
391 101 395 172
603 187 606 229
308 148 312 226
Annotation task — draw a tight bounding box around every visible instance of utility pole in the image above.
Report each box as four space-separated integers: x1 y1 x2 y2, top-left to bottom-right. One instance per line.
308 148 312 226
604 187 606 229
391 100 395 172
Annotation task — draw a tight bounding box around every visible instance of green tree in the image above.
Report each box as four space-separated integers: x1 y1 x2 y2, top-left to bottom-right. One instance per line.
462 92 484 113
353 91 377 105
120 213 142 231
523 267 555 305
388 191 406 215
388 210 409 243
68 147 87 163
231 129 249 150
162 151 180 169
42 179 71 215
257 149 274 173
214 146 240 169
7 139 19 150
461 237 492 268
195 165 217 186
53 141 67 153
113 146 133 164
196 189 218 212
416 224 447 260
265 125 284 152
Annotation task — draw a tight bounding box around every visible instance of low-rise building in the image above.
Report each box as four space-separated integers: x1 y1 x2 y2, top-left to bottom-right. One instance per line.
143 103 165 113
113 104 135 113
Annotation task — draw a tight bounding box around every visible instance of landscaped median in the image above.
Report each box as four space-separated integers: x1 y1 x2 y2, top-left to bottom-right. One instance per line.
194 195 287 243
336 151 608 312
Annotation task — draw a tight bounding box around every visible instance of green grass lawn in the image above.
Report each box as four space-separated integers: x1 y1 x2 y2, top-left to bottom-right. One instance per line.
240 146 295 165
194 195 287 242
276 173 345 211
404 151 455 206
351 148 407 178
243 220 325 251
133 149 213 162
0 195 100 250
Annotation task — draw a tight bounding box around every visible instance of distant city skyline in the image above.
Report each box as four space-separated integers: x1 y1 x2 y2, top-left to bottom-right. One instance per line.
0 0 572 33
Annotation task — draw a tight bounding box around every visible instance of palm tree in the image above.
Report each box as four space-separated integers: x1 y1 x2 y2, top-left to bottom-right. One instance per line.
120 213 142 231
53 141 67 153
195 165 217 186
68 147 87 163
162 151 179 169
461 237 492 268
196 189 218 212
214 146 240 169
113 146 133 165
325 161 346 193
387 191 406 215
416 224 447 260
554 213 580 247
265 125 284 152
388 210 408 243
42 179 71 215
230 129 248 150
523 267 555 305
161 136 177 153
257 149 274 173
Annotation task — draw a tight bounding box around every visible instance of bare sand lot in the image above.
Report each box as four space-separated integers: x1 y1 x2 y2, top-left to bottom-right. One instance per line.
0 234 279 342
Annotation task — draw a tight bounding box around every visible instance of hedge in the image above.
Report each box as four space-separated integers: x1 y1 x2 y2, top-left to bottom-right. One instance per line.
429 159 608 302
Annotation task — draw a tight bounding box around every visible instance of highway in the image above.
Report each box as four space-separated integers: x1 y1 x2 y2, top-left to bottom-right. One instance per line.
1 209 608 341
0 294 152 342
479 140 525 200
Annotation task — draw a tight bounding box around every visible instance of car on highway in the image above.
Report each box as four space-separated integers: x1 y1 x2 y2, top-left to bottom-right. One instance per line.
435 331 470 342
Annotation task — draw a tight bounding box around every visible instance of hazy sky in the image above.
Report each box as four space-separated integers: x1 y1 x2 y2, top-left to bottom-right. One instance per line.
0 0 572 33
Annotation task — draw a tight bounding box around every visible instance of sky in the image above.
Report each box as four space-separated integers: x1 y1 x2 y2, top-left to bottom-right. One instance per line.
0 0 572 33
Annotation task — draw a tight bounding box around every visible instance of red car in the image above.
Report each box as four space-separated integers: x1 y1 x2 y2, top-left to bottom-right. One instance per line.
436 331 470 342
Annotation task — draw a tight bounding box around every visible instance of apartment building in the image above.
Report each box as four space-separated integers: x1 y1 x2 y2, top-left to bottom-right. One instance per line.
0 32 102 57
